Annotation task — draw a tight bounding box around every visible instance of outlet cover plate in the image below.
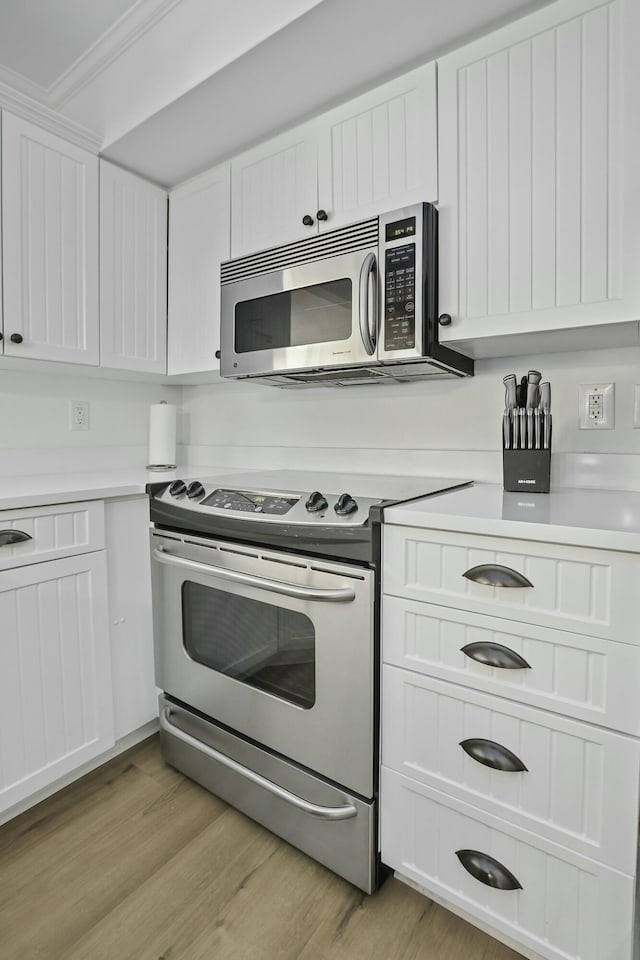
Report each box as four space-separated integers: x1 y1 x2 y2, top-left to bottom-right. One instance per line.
579 383 614 430
69 400 90 431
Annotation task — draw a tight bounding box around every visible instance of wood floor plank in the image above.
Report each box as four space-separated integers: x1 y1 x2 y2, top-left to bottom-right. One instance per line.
0 736 525 960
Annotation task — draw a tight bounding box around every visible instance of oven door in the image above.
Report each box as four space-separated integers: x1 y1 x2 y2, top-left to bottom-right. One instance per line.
150 531 375 798
220 247 379 379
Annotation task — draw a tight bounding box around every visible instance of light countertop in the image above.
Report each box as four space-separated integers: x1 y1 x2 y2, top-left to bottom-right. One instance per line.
385 482 640 553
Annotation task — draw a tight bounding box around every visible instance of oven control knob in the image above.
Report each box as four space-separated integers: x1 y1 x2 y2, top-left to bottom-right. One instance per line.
169 480 187 497
187 481 206 500
335 493 358 516
305 490 328 513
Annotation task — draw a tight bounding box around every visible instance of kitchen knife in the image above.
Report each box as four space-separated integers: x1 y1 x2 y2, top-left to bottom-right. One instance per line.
525 371 541 450
519 407 526 449
512 407 519 449
540 381 551 449
503 410 511 449
534 407 542 449
503 374 517 411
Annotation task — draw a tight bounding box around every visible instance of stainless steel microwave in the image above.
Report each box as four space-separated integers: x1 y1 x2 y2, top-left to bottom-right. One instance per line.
220 203 473 387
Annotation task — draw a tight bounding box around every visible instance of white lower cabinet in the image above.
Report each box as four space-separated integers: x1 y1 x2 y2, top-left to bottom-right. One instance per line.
0 550 114 815
381 522 640 959
105 497 157 740
381 769 634 960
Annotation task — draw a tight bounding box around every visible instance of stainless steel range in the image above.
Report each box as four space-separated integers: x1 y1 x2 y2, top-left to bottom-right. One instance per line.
147 470 470 892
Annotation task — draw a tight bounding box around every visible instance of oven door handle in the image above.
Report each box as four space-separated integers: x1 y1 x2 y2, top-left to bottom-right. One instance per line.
160 707 358 820
152 546 356 602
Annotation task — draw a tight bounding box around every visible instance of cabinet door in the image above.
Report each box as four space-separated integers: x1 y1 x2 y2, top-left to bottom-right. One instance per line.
167 163 230 375
231 123 318 257
437 0 640 344
0 552 114 815
105 498 156 740
1 112 99 364
317 63 437 231
99 161 167 373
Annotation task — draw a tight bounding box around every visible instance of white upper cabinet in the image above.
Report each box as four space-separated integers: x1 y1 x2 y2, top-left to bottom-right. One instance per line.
437 0 640 344
231 63 438 257
99 161 168 373
231 124 317 257
168 162 230 375
316 63 437 231
1 112 100 364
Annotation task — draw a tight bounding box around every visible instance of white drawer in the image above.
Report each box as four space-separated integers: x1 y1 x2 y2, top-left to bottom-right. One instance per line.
383 597 640 735
380 768 634 960
384 526 640 642
0 501 104 569
382 666 639 873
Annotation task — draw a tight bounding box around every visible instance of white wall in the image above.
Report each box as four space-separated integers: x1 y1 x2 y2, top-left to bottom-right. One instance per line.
182 346 640 490
0 368 181 476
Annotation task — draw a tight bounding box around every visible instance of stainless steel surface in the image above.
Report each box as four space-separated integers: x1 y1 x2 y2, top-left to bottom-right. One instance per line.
153 545 356 602
503 373 517 410
160 706 357 820
151 530 375 797
462 563 534 589
519 408 526 449
541 381 552 449
159 695 377 893
503 410 510 449
512 407 519 448
534 407 542 449
359 251 377 356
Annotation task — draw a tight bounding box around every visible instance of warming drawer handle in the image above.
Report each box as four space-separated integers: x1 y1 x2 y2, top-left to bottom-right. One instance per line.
0 530 32 547
160 707 358 821
152 546 356 602
462 564 533 588
461 642 531 670
459 738 528 772
455 849 522 890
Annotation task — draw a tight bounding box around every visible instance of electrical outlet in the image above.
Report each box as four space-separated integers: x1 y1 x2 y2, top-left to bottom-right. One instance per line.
579 383 614 430
69 400 90 431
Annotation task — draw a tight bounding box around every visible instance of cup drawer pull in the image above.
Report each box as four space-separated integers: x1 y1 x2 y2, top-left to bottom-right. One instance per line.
461 641 531 670
462 564 533 588
0 530 32 547
455 849 523 890
459 738 528 772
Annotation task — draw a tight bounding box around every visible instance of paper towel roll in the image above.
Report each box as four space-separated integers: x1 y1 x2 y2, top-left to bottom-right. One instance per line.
148 402 177 468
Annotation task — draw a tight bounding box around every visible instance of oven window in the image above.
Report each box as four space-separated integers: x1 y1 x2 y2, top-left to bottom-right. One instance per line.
181 581 315 709
234 278 352 353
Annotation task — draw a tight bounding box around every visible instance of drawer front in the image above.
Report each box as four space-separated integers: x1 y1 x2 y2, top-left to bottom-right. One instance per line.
382 666 639 873
384 526 640 642
0 501 104 569
380 768 634 960
383 597 640 734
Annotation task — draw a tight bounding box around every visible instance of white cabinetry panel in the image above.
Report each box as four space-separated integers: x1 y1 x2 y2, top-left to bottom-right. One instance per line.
0 501 104 571
231 125 317 257
381 769 634 960
383 597 640 734
317 63 437 230
438 0 640 343
168 163 230 375
382 665 639 872
99 161 167 373
0 552 114 814
105 498 157 740
384 526 640 642
1 112 99 364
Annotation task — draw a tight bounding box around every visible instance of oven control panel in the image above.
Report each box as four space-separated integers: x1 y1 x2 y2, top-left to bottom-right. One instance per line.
383 243 416 351
200 488 299 515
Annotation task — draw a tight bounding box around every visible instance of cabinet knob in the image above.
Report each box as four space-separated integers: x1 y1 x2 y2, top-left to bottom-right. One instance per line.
316 209 328 222
10 333 23 344
302 214 314 227
215 350 221 359
438 314 452 326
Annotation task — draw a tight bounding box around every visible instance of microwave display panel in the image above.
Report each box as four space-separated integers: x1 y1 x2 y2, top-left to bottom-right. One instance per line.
385 217 416 242
235 279 352 354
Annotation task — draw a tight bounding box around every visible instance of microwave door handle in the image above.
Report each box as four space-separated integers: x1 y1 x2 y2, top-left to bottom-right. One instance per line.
152 546 356 602
358 252 377 356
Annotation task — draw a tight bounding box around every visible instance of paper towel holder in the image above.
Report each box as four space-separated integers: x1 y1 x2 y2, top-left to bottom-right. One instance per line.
147 400 177 471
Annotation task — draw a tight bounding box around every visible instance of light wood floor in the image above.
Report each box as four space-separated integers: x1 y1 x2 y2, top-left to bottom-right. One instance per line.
0 736 522 960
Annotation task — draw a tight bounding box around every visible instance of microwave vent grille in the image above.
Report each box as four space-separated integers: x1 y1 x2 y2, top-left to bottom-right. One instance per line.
221 218 379 284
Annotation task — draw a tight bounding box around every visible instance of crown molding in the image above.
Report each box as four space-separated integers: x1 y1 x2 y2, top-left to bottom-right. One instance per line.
48 0 182 108
0 80 102 152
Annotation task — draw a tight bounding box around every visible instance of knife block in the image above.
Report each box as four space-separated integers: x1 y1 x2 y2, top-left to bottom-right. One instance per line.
502 434 551 494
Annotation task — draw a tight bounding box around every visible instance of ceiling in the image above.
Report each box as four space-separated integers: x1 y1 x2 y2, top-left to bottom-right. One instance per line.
0 0 554 187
